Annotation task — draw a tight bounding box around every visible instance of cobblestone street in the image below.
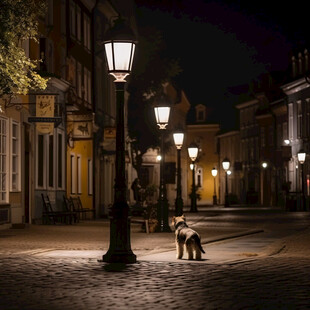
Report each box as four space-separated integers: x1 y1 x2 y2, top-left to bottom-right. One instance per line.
0 253 310 309
1 209 310 309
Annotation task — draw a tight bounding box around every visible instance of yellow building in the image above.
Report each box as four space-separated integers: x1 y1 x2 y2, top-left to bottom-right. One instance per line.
186 104 220 206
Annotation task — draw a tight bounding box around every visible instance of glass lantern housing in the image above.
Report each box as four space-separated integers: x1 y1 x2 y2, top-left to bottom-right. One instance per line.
173 132 184 149
188 143 199 162
211 167 218 177
222 158 230 171
298 150 306 164
103 17 137 82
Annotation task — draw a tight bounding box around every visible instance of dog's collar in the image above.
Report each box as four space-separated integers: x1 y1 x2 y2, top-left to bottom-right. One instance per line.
175 221 188 229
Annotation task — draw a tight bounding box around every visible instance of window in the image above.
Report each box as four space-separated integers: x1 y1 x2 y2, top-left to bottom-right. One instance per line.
260 127 265 147
70 154 76 194
76 6 81 41
47 0 53 26
297 101 302 138
269 125 274 146
77 155 82 194
70 1 76 38
37 134 45 188
77 62 82 97
57 133 64 189
48 135 54 188
288 103 293 139
283 122 288 144
83 67 91 103
83 14 91 50
196 166 203 188
11 121 21 191
0 118 8 203
88 159 93 195
37 129 65 190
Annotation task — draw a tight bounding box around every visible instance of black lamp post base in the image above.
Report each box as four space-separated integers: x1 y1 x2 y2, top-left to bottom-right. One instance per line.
213 195 217 205
174 197 184 216
102 251 136 264
102 204 137 264
224 194 230 207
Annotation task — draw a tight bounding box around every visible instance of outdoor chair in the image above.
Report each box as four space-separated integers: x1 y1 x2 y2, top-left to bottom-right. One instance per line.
70 196 94 220
63 195 79 223
41 194 75 224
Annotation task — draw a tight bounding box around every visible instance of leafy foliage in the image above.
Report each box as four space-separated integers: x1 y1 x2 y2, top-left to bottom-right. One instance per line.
0 0 47 96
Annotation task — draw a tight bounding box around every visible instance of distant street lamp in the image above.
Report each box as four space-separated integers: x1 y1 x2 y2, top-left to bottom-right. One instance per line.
188 143 199 212
222 157 230 207
211 167 218 205
154 93 172 232
173 130 184 216
102 17 137 264
298 149 306 210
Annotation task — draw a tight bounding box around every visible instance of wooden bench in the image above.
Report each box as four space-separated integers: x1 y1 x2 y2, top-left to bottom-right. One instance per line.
41 194 76 224
70 196 94 220
63 195 79 223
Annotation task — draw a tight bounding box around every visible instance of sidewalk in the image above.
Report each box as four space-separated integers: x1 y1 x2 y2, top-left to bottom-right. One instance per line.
2 207 308 264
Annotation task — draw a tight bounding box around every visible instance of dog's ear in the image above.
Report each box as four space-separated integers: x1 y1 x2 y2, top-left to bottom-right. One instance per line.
181 214 185 220
171 216 175 225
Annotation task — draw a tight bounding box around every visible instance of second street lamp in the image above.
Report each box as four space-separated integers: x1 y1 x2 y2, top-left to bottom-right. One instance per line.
211 167 218 205
188 143 199 212
298 149 306 210
101 17 137 264
173 130 184 216
222 157 230 208
154 93 172 232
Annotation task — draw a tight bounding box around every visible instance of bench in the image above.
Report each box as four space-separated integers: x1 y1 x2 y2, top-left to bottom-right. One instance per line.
42 194 76 224
70 196 94 220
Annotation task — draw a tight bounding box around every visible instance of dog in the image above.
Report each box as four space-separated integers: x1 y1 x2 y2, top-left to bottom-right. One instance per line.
172 215 205 260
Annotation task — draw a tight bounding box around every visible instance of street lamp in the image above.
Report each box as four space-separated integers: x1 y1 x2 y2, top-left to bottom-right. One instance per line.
188 143 199 212
211 167 218 205
222 157 230 207
154 93 172 232
298 149 306 210
173 130 184 216
102 17 137 264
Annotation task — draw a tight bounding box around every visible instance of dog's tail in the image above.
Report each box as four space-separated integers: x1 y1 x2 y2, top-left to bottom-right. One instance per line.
194 235 205 253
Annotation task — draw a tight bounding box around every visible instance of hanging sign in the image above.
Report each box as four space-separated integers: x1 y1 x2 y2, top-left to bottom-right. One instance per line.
36 95 55 134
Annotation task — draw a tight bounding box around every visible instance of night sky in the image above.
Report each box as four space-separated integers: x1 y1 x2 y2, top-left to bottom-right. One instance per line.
134 0 309 130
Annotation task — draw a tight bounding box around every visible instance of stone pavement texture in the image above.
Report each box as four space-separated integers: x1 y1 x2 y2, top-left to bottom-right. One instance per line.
1 207 310 309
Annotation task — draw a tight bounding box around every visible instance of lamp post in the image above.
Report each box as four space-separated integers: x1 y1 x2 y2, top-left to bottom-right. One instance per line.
173 131 184 216
188 143 199 212
298 149 306 210
211 167 218 205
154 94 172 232
102 17 137 264
222 157 230 207
261 161 268 206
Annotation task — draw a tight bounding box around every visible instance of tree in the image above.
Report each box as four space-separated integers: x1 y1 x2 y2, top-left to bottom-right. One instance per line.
127 26 181 178
0 0 47 97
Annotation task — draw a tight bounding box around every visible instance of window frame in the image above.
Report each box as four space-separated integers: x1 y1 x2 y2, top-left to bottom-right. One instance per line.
10 120 21 192
0 117 9 203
